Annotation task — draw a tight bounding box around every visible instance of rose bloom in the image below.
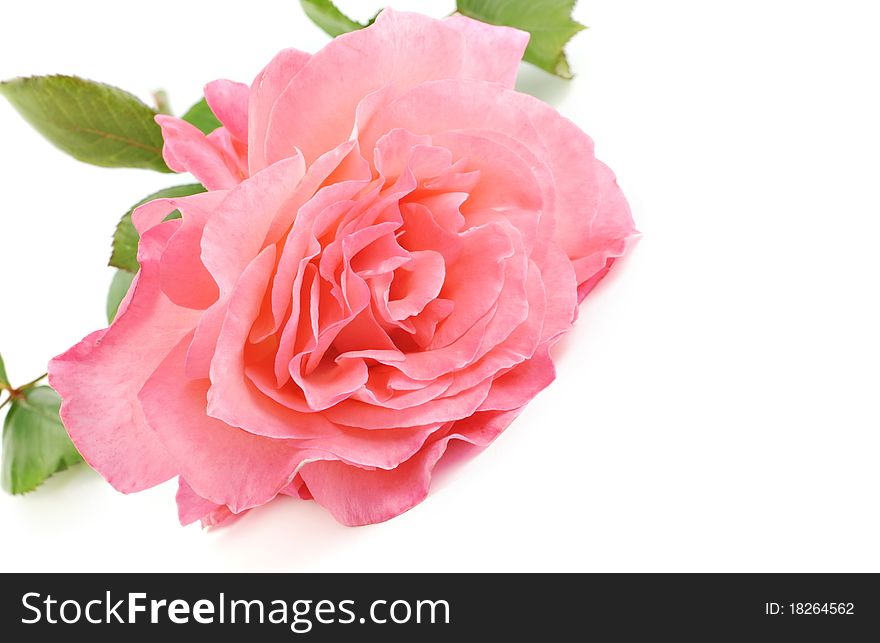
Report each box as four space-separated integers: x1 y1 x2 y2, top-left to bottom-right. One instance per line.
49 10 635 527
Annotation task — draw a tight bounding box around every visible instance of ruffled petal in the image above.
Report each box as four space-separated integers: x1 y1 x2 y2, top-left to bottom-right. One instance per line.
357 79 637 292
568 160 637 290
48 221 199 492
300 409 521 526
176 477 243 528
140 333 319 513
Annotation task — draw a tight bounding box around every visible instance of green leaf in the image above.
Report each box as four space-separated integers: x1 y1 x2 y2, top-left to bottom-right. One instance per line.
0 353 8 390
0 75 171 171
182 97 222 135
456 0 586 79
110 183 206 273
106 269 135 323
300 0 368 37
1 386 83 494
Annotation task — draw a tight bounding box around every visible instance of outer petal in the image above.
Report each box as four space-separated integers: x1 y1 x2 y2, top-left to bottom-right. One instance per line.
578 258 616 302
158 190 227 310
299 441 449 527
248 48 311 175
537 243 578 343
204 79 249 143
477 347 556 412
140 333 321 513
48 221 199 492
502 96 636 288
156 115 243 189
569 160 636 292
443 14 529 88
300 409 521 526
264 9 465 165
176 478 243 528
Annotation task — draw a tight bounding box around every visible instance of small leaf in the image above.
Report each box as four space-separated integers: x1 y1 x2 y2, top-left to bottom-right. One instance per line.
0 75 171 171
182 97 222 135
110 183 206 273
1 386 83 494
300 0 368 37
456 0 586 79
106 269 135 323
0 353 8 390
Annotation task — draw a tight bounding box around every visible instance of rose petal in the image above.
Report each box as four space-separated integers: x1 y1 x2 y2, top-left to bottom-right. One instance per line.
443 14 529 88
184 156 307 379
158 191 226 310
204 79 249 143
300 408 521 526
205 244 444 469
248 47 311 174
264 9 465 165
48 221 199 492
502 96 637 287
537 244 578 343
386 250 445 320
578 258 616 302
141 333 320 513
358 79 637 291
568 160 636 288
431 221 515 347
477 347 556 412
442 258 546 399
155 115 243 190
324 377 493 429
176 477 243 528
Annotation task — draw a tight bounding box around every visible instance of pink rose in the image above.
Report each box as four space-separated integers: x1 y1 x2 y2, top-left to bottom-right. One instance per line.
49 10 635 527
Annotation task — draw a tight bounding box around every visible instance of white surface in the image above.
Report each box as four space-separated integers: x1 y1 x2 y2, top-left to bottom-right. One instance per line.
1 0 878 573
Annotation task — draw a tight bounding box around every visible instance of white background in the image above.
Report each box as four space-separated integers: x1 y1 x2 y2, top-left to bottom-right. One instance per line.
1 0 878 572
